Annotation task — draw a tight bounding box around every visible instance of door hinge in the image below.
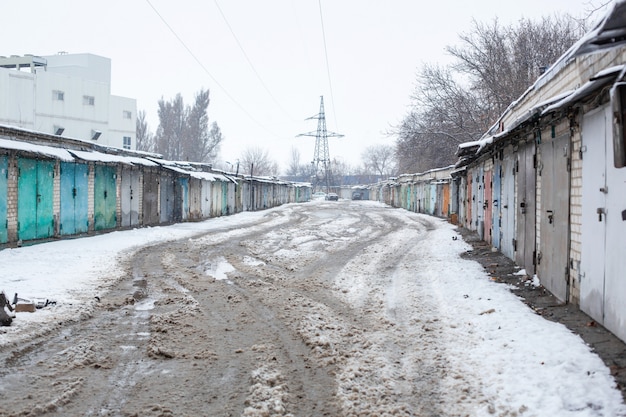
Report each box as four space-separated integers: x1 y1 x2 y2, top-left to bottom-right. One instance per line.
513 238 517 251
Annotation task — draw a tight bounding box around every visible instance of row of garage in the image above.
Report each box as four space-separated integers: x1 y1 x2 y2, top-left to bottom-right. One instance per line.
369 4 626 344
0 127 310 246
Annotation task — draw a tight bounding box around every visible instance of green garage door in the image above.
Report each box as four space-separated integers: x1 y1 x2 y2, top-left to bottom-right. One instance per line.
18 158 55 241
94 165 117 231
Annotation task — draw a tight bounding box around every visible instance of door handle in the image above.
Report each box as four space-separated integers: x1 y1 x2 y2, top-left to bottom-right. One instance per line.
547 210 554 224
597 207 605 222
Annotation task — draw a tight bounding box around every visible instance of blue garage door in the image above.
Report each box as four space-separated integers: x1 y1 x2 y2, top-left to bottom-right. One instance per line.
60 162 89 235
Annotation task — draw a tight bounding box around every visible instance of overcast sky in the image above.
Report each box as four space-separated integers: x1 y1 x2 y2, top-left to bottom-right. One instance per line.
2 0 603 173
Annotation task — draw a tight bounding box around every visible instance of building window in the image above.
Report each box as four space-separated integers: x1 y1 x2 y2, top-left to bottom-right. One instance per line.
52 90 64 101
123 136 131 149
123 110 132 119
83 95 95 106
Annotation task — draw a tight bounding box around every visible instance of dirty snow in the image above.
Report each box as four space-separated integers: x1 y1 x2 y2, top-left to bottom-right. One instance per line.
0 201 624 416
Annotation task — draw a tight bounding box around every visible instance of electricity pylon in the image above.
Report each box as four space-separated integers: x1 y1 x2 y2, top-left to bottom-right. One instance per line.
297 96 343 193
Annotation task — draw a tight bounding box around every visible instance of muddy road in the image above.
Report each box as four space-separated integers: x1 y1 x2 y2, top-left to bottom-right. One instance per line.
0 201 479 416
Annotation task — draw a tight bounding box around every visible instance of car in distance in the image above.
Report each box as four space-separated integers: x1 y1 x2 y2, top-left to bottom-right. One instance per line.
351 191 362 200
325 193 339 201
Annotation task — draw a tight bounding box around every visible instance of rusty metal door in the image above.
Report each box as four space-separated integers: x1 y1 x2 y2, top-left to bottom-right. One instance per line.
0 155 7 243
538 134 570 302
500 152 516 260
474 167 483 238
442 183 450 217
516 144 536 275
483 170 493 244
188 178 202 220
160 173 175 223
17 158 54 241
142 169 159 225
492 161 502 249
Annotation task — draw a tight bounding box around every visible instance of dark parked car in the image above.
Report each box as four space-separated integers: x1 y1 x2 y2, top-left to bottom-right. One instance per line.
325 193 339 201
351 191 362 200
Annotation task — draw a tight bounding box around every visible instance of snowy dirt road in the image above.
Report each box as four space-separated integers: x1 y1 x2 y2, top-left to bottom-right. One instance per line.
0 201 623 417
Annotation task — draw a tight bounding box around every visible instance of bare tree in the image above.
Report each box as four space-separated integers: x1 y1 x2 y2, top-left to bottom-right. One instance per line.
135 110 154 152
395 13 586 173
285 147 313 181
447 16 584 119
328 157 351 186
361 144 397 178
239 147 280 176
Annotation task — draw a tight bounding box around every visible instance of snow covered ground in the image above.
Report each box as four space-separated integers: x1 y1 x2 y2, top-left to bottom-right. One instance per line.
0 201 624 416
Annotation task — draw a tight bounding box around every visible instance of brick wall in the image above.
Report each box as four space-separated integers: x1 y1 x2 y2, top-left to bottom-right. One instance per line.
569 117 583 306
6 155 17 242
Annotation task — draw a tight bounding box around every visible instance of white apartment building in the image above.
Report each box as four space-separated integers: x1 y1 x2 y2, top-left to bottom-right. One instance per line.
0 53 136 150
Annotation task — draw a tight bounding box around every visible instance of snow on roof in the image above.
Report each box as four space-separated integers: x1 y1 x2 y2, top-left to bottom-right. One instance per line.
68 149 158 166
159 164 233 182
190 171 230 182
472 1 626 141
0 137 74 161
457 1 626 160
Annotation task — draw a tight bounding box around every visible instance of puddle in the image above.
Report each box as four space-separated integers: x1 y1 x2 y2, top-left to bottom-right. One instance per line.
204 256 235 280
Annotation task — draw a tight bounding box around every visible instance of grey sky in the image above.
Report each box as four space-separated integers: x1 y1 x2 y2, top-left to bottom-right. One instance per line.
3 0 598 172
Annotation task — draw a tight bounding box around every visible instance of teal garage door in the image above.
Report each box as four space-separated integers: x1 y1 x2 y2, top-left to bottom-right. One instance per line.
18 158 54 241
94 165 117 231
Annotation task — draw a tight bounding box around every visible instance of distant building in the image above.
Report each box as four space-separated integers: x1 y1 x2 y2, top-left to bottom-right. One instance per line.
0 53 136 150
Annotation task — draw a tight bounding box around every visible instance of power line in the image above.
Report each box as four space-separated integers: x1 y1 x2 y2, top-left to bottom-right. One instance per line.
213 0 295 121
144 0 280 138
317 0 340 131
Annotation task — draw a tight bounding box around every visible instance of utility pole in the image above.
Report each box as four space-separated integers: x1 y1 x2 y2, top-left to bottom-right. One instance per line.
297 96 343 193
